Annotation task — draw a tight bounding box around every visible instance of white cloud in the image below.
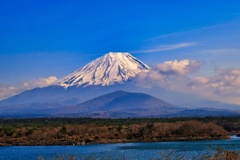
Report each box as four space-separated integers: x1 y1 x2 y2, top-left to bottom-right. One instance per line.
0 76 58 100
0 84 18 100
135 42 198 53
156 59 204 75
188 68 240 104
135 59 203 88
135 59 240 105
19 76 58 89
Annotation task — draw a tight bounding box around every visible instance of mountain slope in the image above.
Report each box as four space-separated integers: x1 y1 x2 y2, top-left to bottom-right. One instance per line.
55 52 150 88
0 103 63 118
56 91 183 117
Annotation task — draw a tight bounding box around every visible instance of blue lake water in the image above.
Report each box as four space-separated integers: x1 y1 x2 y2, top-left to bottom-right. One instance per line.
0 136 240 160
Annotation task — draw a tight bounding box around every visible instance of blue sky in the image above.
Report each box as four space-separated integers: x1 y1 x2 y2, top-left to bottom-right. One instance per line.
1 0 240 104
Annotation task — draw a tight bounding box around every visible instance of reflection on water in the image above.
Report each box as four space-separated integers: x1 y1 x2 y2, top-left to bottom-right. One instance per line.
0 138 240 160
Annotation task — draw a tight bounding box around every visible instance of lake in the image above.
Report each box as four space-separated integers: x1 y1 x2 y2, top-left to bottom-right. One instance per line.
0 136 240 160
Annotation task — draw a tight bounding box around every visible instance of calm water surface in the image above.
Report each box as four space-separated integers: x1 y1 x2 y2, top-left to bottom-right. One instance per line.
0 136 240 160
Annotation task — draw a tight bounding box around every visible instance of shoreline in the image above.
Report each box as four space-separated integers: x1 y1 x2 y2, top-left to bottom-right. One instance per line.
0 136 229 146
0 118 235 147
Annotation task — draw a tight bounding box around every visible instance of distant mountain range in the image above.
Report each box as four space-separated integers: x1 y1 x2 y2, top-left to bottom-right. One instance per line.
0 90 238 118
0 52 239 118
56 91 238 118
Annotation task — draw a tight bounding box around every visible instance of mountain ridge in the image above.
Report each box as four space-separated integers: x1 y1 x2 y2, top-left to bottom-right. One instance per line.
56 90 182 117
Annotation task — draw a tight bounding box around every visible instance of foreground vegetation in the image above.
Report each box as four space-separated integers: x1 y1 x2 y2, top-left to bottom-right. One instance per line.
1 117 239 146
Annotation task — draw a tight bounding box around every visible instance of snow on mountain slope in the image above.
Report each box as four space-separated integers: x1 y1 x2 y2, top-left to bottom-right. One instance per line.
55 52 150 88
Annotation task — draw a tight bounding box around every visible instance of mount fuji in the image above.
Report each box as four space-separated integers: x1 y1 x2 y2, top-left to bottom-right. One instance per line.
0 52 150 106
55 52 150 88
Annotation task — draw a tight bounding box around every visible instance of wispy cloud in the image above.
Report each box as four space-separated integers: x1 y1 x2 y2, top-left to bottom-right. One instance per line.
134 42 198 53
19 76 58 89
0 76 58 100
147 21 239 41
0 84 17 101
199 48 240 54
188 67 240 104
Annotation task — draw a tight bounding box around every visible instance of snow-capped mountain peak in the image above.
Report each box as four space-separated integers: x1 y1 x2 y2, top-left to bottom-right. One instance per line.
55 52 150 88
